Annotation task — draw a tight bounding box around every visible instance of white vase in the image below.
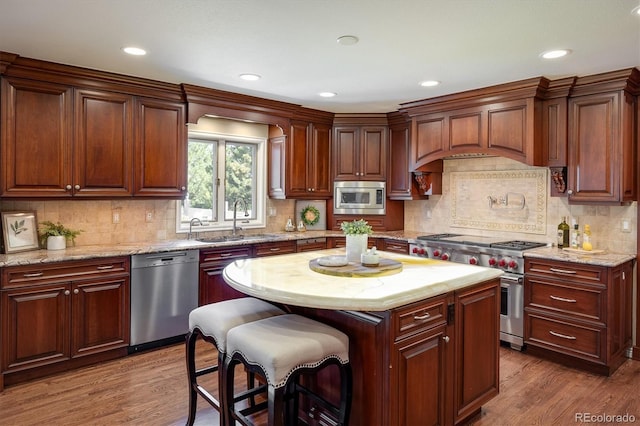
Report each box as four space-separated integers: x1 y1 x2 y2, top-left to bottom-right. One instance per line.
47 235 66 250
345 234 368 263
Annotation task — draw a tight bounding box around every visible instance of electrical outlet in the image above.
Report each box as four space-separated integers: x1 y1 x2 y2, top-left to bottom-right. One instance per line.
621 219 631 233
112 211 120 224
145 211 154 222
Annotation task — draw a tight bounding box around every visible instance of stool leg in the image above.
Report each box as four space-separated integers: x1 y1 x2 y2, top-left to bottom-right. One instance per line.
185 330 199 426
338 363 353 426
222 355 237 426
268 385 286 426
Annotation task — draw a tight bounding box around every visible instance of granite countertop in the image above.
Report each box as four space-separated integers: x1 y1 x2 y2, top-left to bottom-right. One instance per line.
223 248 504 311
0 230 420 268
524 246 636 267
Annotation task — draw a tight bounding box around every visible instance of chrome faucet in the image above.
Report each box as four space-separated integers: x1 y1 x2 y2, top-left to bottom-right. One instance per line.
232 199 249 236
188 218 202 240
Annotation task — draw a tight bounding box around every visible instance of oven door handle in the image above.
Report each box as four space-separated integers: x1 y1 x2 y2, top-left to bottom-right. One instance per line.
500 274 522 283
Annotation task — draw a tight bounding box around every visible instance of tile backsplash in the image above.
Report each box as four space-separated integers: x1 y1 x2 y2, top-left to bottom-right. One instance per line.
404 157 637 254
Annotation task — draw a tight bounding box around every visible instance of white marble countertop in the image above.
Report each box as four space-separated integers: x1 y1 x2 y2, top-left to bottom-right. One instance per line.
524 246 636 267
222 248 504 311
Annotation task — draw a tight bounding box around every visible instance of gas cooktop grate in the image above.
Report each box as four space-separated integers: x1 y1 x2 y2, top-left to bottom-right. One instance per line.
416 233 461 241
490 241 546 250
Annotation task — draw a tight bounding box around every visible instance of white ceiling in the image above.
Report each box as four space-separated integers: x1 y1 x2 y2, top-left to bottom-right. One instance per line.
1 0 639 113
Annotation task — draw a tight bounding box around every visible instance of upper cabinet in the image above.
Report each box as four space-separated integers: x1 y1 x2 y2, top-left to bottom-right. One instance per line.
333 114 387 181
0 52 187 199
268 118 333 199
566 69 640 204
400 78 549 170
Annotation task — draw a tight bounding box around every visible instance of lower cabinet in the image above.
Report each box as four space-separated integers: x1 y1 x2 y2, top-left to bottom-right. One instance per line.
524 257 634 375
292 278 500 425
199 246 252 305
0 257 130 390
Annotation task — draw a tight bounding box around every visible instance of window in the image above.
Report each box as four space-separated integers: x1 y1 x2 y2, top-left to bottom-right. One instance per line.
177 130 266 233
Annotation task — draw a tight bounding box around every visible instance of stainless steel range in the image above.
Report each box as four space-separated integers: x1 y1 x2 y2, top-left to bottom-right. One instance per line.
409 234 546 350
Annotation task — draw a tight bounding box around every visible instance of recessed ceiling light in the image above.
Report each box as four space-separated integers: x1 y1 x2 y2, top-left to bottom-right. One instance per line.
419 80 440 87
540 49 571 59
318 92 337 98
122 46 146 56
336 35 359 46
239 73 261 81
632 5 640 15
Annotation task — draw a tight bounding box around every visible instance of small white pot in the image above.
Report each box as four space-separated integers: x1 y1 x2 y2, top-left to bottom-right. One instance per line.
345 234 368 263
46 235 66 250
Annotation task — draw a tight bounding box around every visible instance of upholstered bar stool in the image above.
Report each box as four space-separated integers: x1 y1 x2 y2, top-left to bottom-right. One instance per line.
186 298 285 426
223 314 352 426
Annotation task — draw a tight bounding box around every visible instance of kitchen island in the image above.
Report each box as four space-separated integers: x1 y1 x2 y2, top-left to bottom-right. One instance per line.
224 249 504 425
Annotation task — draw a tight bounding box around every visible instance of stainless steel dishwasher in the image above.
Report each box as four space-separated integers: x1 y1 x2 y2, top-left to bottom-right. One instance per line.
130 250 199 352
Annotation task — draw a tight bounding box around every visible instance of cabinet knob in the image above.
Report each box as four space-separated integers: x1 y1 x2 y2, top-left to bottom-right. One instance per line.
181 186 186 191
74 184 80 190
443 336 450 343
73 289 79 294
66 184 72 190
567 189 573 195
64 290 70 296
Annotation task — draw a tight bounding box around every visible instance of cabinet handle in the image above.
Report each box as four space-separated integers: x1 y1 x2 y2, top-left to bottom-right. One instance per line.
269 248 281 252
23 272 44 278
413 313 431 320
96 265 114 270
443 336 450 343
65 184 72 190
549 295 577 303
74 289 79 294
549 267 577 274
549 330 577 340
220 253 233 258
64 290 70 296
74 184 80 190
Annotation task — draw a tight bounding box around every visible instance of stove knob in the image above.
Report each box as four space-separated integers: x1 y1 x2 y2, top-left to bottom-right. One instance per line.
489 257 497 266
508 260 518 270
498 258 507 268
418 248 426 255
412 247 418 254
433 250 441 258
469 257 478 265
441 252 450 261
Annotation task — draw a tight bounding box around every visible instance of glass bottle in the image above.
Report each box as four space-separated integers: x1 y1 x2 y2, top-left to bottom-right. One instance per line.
557 216 570 248
582 224 592 251
570 223 581 249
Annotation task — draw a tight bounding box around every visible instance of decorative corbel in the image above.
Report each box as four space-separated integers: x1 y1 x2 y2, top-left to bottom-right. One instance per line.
413 172 433 196
550 167 566 195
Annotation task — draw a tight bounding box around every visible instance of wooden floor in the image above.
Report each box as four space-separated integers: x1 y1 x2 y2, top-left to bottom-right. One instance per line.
0 341 639 425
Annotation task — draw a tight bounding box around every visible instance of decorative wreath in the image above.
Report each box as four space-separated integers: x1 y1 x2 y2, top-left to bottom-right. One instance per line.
300 205 320 226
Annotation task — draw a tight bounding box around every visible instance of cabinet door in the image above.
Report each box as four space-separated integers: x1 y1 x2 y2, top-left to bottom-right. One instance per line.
390 325 448 426
1 77 73 197
453 279 499 423
74 88 133 197
487 99 532 162
412 113 447 170
333 126 360 180
308 122 332 196
360 126 387 180
1 283 70 372
268 135 286 199
200 264 246 304
449 107 484 151
71 276 130 357
286 120 311 197
387 123 413 199
568 92 634 203
134 97 187 197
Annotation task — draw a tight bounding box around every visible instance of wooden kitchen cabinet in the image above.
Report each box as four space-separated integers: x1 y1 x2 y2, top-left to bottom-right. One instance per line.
198 246 252 305
253 240 297 257
268 118 332 199
133 97 187 198
295 237 327 252
0 257 130 389
524 257 634 375
566 68 639 204
333 116 387 181
293 278 499 425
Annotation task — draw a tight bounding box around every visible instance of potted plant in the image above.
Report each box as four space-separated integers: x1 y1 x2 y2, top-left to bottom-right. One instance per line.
340 219 373 262
38 221 83 250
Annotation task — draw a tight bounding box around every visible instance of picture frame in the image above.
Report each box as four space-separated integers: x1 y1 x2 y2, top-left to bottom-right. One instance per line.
1 211 40 254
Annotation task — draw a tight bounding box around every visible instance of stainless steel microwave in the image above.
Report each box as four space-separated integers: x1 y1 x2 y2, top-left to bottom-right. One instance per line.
333 181 385 215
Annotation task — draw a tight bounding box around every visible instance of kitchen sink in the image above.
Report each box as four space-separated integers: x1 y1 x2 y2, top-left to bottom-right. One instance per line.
196 234 280 243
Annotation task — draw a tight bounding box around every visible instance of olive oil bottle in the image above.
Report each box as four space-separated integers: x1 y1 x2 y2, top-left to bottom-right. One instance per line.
557 216 570 248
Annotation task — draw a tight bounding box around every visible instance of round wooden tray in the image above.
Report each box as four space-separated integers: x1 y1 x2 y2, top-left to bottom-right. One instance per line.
309 257 403 277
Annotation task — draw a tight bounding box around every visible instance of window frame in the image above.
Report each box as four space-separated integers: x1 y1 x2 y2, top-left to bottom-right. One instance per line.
176 130 267 234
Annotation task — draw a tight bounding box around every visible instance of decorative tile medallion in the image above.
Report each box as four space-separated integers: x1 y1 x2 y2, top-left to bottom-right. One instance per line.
450 169 547 234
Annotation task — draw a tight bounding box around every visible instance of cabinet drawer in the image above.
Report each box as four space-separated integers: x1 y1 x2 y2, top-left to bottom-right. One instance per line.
199 247 252 264
393 297 447 341
1 257 129 289
254 241 296 257
525 278 604 322
525 258 606 286
526 313 602 361
383 240 408 254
